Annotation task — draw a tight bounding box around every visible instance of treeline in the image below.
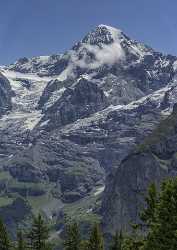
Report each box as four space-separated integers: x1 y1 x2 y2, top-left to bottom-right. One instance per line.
0 214 52 250
1 177 177 249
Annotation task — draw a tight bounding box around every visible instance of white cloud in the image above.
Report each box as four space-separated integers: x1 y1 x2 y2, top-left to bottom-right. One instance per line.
85 42 125 67
69 42 125 71
58 40 125 80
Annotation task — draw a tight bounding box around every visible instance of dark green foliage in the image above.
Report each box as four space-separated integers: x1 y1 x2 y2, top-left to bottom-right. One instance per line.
120 224 144 250
88 223 104 250
27 214 49 250
0 218 10 250
144 178 177 250
39 242 53 250
16 231 26 250
79 240 89 250
121 236 143 250
140 183 157 228
110 231 123 250
63 222 81 250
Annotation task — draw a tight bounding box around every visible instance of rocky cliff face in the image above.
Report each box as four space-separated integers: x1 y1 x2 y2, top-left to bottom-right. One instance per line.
1 25 177 234
0 73 12 116
102 104 177 234
39 78 109 130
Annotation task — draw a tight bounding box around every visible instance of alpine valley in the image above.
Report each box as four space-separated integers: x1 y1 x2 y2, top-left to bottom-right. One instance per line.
0 24 177 242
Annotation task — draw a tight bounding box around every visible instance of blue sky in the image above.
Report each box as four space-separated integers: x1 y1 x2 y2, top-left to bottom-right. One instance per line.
0 0 177 64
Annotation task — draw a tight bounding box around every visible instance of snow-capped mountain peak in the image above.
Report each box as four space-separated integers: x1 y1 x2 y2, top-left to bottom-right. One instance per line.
4 26 146 82
7 24 155 82
3 24 177 119
68 25 125 74
82 24 123 45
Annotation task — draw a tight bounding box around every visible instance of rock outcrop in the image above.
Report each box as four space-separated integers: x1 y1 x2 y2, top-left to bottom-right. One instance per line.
102 104 177 234
39 78 109 130
0 73 12 116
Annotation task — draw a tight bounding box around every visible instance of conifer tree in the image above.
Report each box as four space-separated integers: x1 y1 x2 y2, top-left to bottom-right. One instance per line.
16 231 26 250
88 223 104 250
122 236 144 250
140 183 157 228
121 236 138 250
79 240 89 250
120 225 144 250
144 178 177 250
63 222 81 250
27 214 49 250
110 231 123 250
0 218 11 250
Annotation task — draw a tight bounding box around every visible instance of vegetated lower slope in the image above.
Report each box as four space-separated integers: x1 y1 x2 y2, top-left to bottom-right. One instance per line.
0 24 177 238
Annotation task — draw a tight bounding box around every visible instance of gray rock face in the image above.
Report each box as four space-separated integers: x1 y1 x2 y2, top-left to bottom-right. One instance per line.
0 73 12 116
102 153 167 233
38 79 65 109
5 133 105 201
8 55 62 75
102 106 177 234
39 78 109 130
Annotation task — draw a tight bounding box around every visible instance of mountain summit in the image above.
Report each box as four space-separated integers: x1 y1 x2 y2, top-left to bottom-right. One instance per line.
8 25 155 79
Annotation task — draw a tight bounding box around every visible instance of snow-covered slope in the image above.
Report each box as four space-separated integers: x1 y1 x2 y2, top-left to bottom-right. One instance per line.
0 68 54 131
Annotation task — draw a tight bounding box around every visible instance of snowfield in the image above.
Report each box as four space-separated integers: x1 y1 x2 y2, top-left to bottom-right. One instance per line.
0 68 53 130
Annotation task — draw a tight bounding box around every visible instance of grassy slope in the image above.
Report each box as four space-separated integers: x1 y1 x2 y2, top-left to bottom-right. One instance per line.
0 169 102 243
